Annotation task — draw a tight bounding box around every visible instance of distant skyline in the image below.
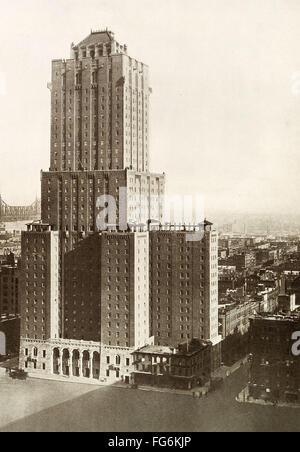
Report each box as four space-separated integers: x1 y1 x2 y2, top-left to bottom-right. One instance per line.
1 0 300 215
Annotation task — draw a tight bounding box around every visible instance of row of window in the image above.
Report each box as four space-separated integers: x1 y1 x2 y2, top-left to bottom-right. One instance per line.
106 356 130 366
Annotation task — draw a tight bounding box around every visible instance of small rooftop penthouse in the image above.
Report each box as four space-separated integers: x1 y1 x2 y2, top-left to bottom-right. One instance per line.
70 29 128 59
26 221 53 233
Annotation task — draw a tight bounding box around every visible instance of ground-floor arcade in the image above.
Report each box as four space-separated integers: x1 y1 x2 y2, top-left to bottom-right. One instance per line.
20 338 134 385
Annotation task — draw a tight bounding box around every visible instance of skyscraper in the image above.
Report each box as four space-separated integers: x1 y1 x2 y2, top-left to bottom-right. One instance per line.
43 29 165 253
50 29 150 173
20 30 165 383
19 30 220 384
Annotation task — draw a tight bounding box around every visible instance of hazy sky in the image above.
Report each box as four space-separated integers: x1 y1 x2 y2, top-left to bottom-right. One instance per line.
1 0 300 215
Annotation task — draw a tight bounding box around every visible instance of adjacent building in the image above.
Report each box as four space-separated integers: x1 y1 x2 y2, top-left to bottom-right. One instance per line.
219 251 256 271
0 256 20 318
248 314 300 404
132 339 212 390
0 316 21 356
219 301 259 340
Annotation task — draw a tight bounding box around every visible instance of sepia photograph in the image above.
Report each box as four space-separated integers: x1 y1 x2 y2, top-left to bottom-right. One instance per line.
1 0 300 436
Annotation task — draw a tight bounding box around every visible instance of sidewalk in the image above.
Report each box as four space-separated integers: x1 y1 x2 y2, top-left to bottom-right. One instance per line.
135 384 209 398
133 358 250 398
27 373 202 396
236 386 300 409
0 356 249 398
0 357 19 370
212 357 249 380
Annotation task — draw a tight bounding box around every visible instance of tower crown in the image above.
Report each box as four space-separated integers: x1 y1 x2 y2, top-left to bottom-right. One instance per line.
51 30 147 173
71 29 127 59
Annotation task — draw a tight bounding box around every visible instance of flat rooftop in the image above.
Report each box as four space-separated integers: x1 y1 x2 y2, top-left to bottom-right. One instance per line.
252 312 300 322
136 345 173 355
135 340 211 357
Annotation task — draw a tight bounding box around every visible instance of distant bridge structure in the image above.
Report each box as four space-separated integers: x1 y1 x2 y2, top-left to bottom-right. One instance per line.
0 195 41 222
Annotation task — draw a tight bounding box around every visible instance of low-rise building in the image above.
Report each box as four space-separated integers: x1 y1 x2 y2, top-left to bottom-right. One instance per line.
219 301 259 339
255 249 272 266
278 293 297 313
132 339 212 390
219 252 256 271
218 296 277 367
218 266 238 295
0 258 20 318
255 287 279 313
0 316 20 356
248 313 300 404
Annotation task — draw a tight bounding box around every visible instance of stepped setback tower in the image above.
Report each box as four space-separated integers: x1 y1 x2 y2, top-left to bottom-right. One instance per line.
19 30 220 385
